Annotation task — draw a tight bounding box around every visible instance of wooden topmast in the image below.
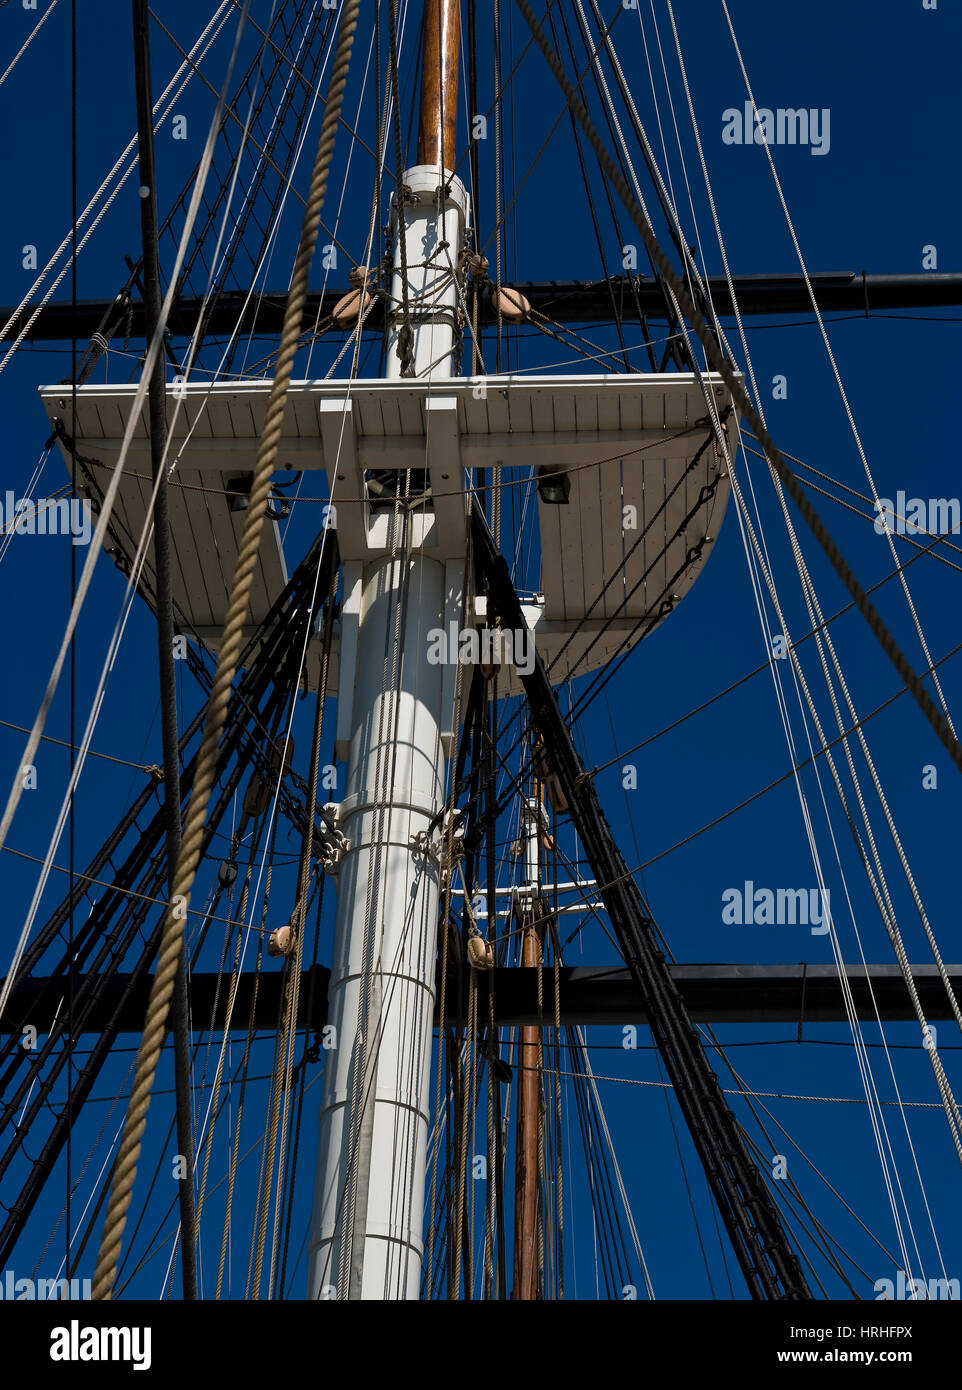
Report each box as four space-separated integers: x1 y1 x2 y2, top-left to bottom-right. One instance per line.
417 0 462 169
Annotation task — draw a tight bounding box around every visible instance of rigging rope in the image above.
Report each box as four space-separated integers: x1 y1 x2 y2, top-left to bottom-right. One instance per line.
259 563 335 1299
658 5 962 1186
514 0 962 779
90 0 359 1299
0 0 281 1032
0 0 62 89
719 0 956 746
0 2 236 372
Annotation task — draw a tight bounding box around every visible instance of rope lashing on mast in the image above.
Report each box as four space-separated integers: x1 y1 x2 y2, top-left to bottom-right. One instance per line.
90 0 360 1300
515 0 962 780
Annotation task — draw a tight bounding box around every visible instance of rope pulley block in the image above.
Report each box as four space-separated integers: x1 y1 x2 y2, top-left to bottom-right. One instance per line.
460 250 489 280
486 284 531 323
331 266 374 326
218 858 238 889
467 933 494 971
464 872 493 970
268 922 298 958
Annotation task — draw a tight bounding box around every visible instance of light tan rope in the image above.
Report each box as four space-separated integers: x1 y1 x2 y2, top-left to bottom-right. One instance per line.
91 0 359 1299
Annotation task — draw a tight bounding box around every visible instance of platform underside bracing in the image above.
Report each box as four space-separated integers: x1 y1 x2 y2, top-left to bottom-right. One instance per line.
41 371 734 696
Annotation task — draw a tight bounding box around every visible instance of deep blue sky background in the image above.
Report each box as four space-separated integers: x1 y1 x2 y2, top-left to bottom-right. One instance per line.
1 0 961 1300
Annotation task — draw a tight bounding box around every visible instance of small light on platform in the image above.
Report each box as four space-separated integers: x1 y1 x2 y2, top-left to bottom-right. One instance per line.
226 473 253 511
537 466 570 505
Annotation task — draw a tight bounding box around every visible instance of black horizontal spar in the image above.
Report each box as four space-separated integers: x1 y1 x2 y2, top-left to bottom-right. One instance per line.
532 270 962 319
7 271 962 343
5 962 959 1032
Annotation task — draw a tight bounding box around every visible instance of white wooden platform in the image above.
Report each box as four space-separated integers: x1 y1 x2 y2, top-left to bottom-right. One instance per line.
39 373 733 693
39 381 289 652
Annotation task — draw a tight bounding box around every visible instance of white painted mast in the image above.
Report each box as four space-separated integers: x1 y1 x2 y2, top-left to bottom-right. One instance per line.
307 0 469 1299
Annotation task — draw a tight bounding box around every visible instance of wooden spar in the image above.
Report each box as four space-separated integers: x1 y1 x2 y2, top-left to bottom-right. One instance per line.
416 0 461 169
513 913 544 1299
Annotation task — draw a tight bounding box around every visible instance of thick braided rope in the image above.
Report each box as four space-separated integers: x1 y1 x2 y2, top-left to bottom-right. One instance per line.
515 0 962 778
91 0 359 1300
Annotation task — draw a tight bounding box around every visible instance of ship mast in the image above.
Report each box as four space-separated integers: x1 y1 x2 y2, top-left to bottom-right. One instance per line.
513 768 548 1298
416 0 460 168
7 0 962 1305
307 0 469 1300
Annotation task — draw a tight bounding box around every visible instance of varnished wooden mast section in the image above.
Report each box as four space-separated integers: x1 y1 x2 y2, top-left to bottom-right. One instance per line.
513 774 547 1300
513 911 544 1300
416 0 461 169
